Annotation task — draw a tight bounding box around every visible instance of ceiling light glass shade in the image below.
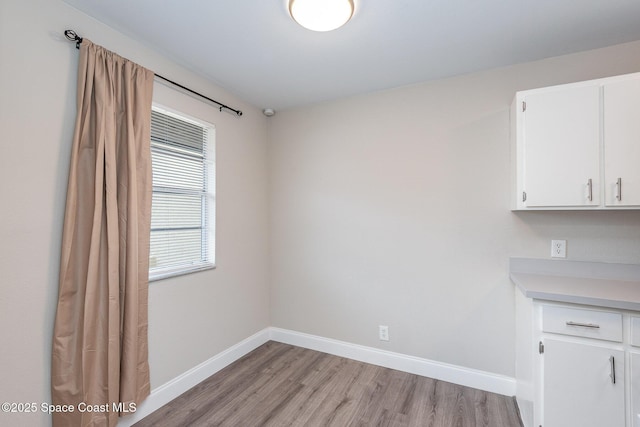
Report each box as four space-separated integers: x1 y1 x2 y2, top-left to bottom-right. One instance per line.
289 0 354 32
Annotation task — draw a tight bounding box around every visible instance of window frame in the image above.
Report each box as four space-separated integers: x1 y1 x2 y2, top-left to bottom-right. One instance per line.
148 103 216 282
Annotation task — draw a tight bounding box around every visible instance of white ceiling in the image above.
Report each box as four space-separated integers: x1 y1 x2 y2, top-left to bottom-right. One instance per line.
63 0 640 111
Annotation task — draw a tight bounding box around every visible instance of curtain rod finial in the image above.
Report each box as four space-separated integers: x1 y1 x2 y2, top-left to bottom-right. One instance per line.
64 29 83 48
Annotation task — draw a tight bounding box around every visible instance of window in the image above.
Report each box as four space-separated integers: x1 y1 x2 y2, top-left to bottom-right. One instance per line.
149 107 215 280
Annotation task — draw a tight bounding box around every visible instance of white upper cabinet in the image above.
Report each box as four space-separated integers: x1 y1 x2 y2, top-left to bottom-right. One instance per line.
604 78 640 207
512 72 640 210
522 85 600 208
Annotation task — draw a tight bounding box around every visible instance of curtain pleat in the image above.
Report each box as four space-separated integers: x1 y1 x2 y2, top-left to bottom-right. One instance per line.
52 39 154 427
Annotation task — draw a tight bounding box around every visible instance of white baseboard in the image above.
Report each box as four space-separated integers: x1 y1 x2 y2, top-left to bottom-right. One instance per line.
269 327 516 397
119 327 516 425
117 328 271 427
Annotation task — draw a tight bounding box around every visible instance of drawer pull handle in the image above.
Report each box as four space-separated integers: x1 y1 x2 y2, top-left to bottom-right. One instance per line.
565 321 600 329
609 356 616 384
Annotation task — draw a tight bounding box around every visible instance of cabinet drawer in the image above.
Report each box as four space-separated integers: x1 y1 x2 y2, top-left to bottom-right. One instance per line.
632 317 640 347
541 305 622 342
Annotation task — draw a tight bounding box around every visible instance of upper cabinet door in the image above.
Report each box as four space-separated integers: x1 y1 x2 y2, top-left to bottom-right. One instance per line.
522 85 600 207
604 78 640 207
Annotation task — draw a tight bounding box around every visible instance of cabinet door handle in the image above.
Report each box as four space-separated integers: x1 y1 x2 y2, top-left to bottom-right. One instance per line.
587 178 593 201
609 356 616 384
616 178 622 201
565 321 600 329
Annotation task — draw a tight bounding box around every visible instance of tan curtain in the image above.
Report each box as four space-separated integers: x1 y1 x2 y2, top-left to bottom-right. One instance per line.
51 39 154 427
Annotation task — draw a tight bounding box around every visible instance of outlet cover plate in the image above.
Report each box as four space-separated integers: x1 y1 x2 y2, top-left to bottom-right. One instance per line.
551 240 567 258
379 325 389 341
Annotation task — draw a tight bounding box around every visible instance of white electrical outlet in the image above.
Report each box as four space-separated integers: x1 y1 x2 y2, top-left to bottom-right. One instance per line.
551 240 567 258
379 325 389 341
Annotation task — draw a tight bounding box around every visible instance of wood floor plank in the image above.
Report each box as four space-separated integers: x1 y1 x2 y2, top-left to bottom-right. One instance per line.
134 342 522 427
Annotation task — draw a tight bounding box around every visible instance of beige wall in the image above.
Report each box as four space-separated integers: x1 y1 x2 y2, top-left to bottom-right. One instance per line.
268 41 640 377
0 0 269 426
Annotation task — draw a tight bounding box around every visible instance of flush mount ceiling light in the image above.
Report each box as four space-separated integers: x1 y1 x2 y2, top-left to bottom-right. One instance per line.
289 0 354 32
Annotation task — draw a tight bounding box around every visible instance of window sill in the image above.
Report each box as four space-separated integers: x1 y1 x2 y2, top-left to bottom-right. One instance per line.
149 263 216 282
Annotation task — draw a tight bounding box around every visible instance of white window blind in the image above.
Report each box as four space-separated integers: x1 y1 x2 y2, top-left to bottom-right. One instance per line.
149 108 215 280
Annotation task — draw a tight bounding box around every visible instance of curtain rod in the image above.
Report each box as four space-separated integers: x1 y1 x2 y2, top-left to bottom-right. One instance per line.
64 30 243 117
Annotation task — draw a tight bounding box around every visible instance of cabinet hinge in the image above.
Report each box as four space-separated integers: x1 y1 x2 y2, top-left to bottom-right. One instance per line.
539 341 544 354
522 191 527 202
522 101 526 112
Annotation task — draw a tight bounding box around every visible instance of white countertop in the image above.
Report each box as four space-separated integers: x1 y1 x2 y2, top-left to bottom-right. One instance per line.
510 258 640 311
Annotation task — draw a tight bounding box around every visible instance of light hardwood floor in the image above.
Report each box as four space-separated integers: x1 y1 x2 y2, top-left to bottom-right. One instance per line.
134 341 522 427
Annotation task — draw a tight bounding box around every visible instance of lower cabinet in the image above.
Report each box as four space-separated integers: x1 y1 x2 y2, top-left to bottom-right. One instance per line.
630 316 640 427
516 298 638 427
543 339 625 427
633 352 640 427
